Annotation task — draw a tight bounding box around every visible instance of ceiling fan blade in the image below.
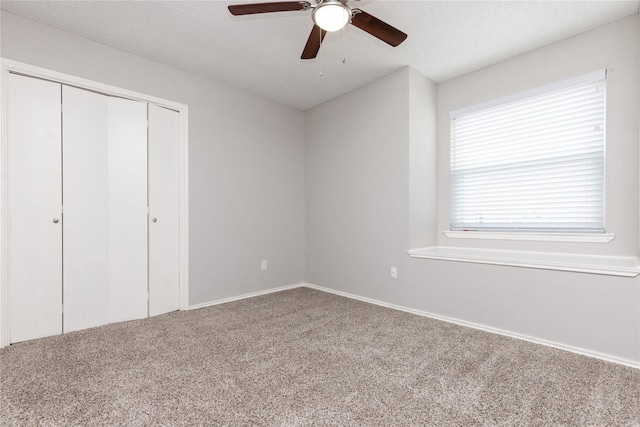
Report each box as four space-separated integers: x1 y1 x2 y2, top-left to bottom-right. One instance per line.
350 9 407 47
301 25 327 59
228 1 310 16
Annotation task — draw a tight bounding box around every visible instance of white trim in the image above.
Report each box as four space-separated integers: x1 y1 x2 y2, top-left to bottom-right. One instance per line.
2 59 182 111
187 283 305 310
449 69 606 119
142 281 640 368
303 283 640 370
408 246 640 277
0 59 190 347
178 103 190 311
4 275 637 369
0 62 9 347
444 230 616 243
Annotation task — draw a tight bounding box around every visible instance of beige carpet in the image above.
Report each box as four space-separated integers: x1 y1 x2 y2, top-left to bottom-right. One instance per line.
1 287 639 426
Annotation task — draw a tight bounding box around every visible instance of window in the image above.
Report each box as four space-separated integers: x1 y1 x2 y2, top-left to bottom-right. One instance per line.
449 70 606 233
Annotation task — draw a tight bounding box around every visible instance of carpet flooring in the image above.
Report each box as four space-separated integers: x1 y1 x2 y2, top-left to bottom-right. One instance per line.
1 287 639 426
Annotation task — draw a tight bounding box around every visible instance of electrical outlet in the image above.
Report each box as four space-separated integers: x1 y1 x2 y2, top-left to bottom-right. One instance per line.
261 260 268 271
390 266 398 279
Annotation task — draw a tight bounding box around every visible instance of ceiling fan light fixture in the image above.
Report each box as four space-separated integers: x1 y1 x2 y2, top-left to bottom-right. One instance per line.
312 1 350 32
228 0 408 59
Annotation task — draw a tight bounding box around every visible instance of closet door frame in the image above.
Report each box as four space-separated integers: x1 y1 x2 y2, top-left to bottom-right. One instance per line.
0 59 190 347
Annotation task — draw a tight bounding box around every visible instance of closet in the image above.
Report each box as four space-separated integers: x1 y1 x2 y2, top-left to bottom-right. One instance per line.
7 72 181 343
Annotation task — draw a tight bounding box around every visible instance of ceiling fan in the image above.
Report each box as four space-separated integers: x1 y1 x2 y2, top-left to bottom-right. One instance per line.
228 0 408 59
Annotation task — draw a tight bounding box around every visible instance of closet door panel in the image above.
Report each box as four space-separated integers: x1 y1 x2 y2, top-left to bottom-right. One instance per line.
107 97 148 323
8 74 62 342
62 86 109 333
148 105 180 316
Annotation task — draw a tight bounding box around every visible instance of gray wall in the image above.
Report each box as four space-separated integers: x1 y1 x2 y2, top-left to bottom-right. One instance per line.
306 68 412 292
305 16 640 364
2 9 639 365
1 11 306 305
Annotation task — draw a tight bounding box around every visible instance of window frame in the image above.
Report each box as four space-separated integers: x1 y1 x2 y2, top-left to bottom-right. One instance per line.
448 69 607 234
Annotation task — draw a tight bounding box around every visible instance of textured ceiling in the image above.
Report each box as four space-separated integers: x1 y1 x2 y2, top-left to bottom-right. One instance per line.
2 0 638 110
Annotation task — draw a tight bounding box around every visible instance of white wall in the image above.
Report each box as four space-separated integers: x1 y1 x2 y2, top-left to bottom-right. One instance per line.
306 16 640 365
0 11 306 305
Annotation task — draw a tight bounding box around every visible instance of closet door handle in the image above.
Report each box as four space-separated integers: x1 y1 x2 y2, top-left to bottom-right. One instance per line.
152 218 157 223
52 218 60 223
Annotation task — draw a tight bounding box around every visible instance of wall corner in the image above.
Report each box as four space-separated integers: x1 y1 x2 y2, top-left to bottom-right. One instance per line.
408 67 438 249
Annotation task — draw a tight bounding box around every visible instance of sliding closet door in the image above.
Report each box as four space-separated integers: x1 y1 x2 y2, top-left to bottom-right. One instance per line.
148 105 180 316
107 97 148 323
8 73 62 343
62 86 109 333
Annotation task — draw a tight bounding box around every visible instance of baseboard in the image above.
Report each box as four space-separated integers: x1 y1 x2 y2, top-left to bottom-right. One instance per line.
186 281 639 369
187 282 305 310
302 283 640 370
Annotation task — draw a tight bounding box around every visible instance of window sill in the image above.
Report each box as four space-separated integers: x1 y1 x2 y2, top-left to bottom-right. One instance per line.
444 230 615 243
408 246 640 277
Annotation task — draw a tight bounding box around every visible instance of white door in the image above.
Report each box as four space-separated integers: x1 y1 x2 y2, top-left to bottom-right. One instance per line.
8 73 63 343
148 104 180 316
62 85 109 333
107 96 148 323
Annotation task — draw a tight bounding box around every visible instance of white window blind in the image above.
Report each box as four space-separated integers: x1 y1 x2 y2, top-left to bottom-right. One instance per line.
449 70 606 232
